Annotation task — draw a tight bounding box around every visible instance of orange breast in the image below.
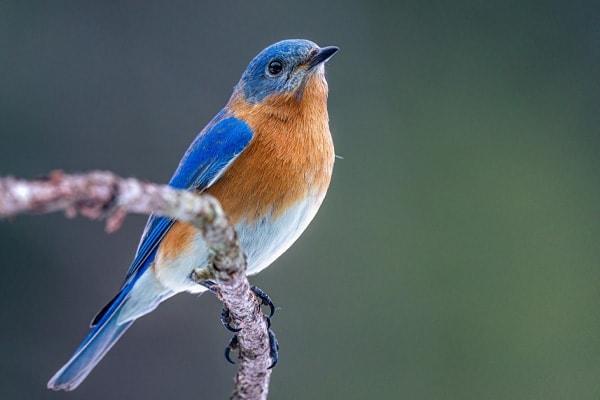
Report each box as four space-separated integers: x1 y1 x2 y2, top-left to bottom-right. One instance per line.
157 220 197 261
206 73 334 223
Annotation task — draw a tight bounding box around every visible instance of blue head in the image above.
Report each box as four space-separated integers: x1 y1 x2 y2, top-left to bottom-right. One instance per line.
236 39 338 103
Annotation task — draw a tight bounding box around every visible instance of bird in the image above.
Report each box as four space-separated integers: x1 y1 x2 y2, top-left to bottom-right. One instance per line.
47 39 338 391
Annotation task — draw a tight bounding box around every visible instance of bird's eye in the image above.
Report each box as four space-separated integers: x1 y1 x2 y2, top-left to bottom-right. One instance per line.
267 60 284 76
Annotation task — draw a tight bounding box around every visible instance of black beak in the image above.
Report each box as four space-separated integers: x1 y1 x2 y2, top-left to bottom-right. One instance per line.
308 46 339 69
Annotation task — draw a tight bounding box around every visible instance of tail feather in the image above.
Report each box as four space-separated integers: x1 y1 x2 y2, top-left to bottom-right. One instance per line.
48 268 172 391
47 302 133 391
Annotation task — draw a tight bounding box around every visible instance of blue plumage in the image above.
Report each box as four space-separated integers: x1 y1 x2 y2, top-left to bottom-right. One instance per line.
48 116 254 390
240 40 320 103
126 116 253 282
47 39 337 391
168 115 254 190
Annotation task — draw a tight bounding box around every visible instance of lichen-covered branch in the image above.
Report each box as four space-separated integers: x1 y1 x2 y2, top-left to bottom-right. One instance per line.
0 170 272 399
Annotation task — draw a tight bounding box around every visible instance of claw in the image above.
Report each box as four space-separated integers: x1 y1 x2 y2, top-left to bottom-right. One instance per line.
218 285 279 367
199 280 218 294
267 328 279 369
251 285 275 318
224 335 239 364
221 307 242 333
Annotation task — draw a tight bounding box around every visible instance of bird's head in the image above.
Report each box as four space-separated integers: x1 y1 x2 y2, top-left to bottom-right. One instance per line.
236 39 338 104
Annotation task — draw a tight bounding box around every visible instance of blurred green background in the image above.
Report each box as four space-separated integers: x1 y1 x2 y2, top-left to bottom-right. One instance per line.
1 1 599 399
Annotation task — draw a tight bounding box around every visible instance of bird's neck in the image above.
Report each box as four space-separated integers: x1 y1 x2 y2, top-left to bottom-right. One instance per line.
231 73 329 122
228 74 332 158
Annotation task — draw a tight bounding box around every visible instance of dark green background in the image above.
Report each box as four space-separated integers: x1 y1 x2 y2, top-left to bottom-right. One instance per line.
1 1 599 399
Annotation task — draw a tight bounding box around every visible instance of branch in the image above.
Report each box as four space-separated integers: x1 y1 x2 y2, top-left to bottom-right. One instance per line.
0 170 272 399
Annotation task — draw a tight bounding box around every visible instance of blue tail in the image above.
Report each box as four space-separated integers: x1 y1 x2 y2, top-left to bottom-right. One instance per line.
48 246 171 391
47 291 134 391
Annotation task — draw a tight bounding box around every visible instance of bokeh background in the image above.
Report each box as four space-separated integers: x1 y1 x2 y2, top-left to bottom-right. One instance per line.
1 1 599 399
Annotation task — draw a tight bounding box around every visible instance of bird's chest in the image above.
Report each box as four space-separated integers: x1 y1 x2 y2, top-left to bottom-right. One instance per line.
206 89 334 272
207 129 332 274
206 112 334 225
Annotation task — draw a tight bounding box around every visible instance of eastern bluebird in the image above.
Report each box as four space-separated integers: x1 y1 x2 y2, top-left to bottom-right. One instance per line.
47 39 338 391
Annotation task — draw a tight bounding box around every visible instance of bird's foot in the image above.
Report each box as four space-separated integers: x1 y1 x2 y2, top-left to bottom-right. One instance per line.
224 334 239 364
199 280 241 332
222 317 279 368
221 307 242 332
251 285 276 319
267 327 279 369
198 279 218 294
220 285 278 368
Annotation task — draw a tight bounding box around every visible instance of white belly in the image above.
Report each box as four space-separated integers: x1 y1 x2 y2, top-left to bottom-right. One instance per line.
119 195 325 323
238 197 321 276
152 196 323 294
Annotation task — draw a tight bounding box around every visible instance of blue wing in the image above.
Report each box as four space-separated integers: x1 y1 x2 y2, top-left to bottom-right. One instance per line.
128 115 254 280
49 115 255 390
91 115 254 326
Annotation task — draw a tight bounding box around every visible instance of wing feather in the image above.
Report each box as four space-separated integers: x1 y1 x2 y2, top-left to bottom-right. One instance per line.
91 115 253 325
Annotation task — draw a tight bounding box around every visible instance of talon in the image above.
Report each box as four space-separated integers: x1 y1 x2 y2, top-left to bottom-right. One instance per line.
267 328 279 369
224 335 239 364
221 307 241 332
251 285 275 318
199 279 218 294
